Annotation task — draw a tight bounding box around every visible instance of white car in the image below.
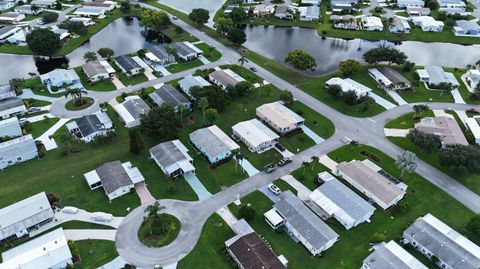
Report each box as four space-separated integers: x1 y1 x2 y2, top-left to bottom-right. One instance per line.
36 19 45 25
268 183 282 195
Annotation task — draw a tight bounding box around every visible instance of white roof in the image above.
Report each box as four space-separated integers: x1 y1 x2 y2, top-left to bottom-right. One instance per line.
0 117 22 138
466 118 480 139
256 102 304 130
232 119 279 148
364 240 428 269
100 60 115 74
122 161 145 185
385 241 428 269
264 208 284 227
362 16 383 27
84 169 101 186
326 77 373 95
1 228 71 269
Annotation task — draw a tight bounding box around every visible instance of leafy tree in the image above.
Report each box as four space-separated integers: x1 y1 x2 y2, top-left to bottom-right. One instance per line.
143 202 169 235
140 9 171 32
230 7 247 23
279 90 294 105
140 105 181 139
64 88 87 105
234 81 253 96
359 96 375 111
433 82 453 92
129 128 143 155
339 59 360 77
26 28 61 55
412 104 429 118
369 232 386 243
425 0 439 10
239 205 255 221
395 151 418 178
97 48 114 59
466 214 480 235
226 27 246 45
403 61 415 72
470 85 480 101
285 50 317 71
42 11 59 23
326 84 342 97
120 1 131 13
188 8 210 24
342 90 359 106
215 17 233 35
363 47 407 65
197 97 209 125
439 144 480 174
407 129 442 153
55 1 62 10
191 86 230 111
204 108 219 125
83 51 98 62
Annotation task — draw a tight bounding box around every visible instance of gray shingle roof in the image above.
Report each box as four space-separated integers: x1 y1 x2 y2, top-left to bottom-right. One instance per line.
149 84 190 107
122 97 150 120
95 161 132 194
170 42 197 57
149 46 171 61
363 241 428 269
0 97 23 111
74 114 106 137
115 55 141 72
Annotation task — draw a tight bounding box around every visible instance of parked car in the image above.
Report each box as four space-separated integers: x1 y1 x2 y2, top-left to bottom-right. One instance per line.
275 143 286 152
250 67 258 72
278 157 292 167
268 183 282 195
28 107 40 113
37 19 45 25
264 163 277 173
467 108 480 114
172 16 178 20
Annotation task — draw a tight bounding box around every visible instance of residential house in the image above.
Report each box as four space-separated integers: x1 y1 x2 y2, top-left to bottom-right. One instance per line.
362 240 428 269
274 5 293 20
412 16 444 32
149 139 195 178
0 13 25 24
330 15 358 30
0 26 20 43
299 6 320 21
170 41 203 61
0 117 22 139
361 16 384 31
73 6 108 18
310 172 376 230
0 1 14 11
0 228 73 269
51 27 70 41
302 0 321 6
3 27 28 45
256 102 305 134
268 191 339 256
189 125 240 165
466 117 480 144
82 60 115 82
178 74 211 99
83 1 116 11
208 69 245 90
416 65 459 88
332 0 359 4
225 232 287 269
84 160 145 201
403 213 480 269
325 77 372 97
253 4 273 18
14 5 44 15
0 84 16 100
453 20 480 37
30 0 56 8
224 4 239 16
368 67 411 90
415 116 469 146
438 0 466 14
0 192 53 243
148 84 192 112
389 17 411 33
39 69 80 88
114 55 143 76
464 69 480 90
69 17 95 26
397 0 425 8
335 159 407 210
232 119 280 153
406 7 431 16
145 46 176 66
113 95 151 128
65 111 113 143
331 3 353 13
0 98 26 119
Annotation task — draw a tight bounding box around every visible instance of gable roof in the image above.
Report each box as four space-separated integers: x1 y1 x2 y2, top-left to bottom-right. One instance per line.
122 96 151 120
115 55 141 72
179 75 211 91
95 161 133 194
0 117 22 138
149 84 190 107
170 42 202 57
149 46 171 60
370 67 410 86
82 61 113 78
0 97 24 113
69 112 112 137
209 69 245 87
415 116 468 146
189 125 239 158
232 119 279 148
256 102 304 129
149 139 194 175
363 241 428 269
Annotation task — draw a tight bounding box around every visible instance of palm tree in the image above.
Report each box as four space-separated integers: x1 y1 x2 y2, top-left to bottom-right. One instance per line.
236 152 244 174
302 161 309 176
177 103 186 127
197 97 208 125
238 56 249 75
311 156 319 171
64 88 87 106
234 152 243 174
144 201 166 235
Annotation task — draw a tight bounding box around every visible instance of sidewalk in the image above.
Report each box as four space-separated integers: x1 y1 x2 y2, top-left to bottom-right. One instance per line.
281 175 312 201
216 206 238 228
318 154 338 171
369 92 397 110
387 91 408 105
236 158 259 176
20 89 59 102
97 256 127 269
25 113 54 123
135 182 156 205
300 125 324 144
451 89 466 104
433 109 455 119
36 118 70 151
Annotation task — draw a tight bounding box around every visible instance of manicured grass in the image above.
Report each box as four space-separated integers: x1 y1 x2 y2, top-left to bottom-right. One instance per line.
22 77 64 98
289 101 335 138
166 59 204 73
24 98 51 108
162 25 199 43
65 97 94 111
74 67 116 92
110 61 149 86
280 131 315 153
138 214 181 247
291 162 331 191
273 179 298 195
74 240 118 269
349 66 397 105
449 67 480 105
194 42 222 62
384 110 434 129
30 117 60 138
177 214 234 269
221 64 264 84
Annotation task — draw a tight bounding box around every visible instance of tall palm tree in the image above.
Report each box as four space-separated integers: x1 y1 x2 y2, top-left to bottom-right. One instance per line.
302 161 309 176
197 97 209 126
64 88 87 105
177 103 186 127
238 56 249 75
311 156 319 171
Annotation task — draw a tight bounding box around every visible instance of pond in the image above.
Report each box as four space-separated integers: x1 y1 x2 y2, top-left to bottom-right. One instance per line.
243 25 480 76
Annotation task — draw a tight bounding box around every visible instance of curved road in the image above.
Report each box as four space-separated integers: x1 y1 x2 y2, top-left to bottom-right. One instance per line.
45 4 480 267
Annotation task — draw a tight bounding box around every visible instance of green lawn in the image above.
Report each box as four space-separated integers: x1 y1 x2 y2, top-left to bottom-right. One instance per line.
138 214 181 247
166 59 204 73
195 43 222 62
74 67 116 92
74 240 118 269
349 66 397 105
384 110 434 129
162 25 199 43
22 77 64 98
110 61 149 86
24 98 51 108
65 97 94 111
221 64 263 84
30 117 60 138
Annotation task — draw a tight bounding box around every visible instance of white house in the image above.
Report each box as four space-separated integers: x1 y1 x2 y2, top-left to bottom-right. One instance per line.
0 1 14 11
438 0 466 14
299 6 320 21
113 95 151 128
361 16 383 31
149 139 195 178
14 5 44 15
406 7 431 16
453 20 480 37
256 102 305 134
84 160 145 201
325 77 372 97
170 41 203 61
464 69 480 90
274 5 293 20
415 65 459 89
69 17 95 26
0 134 38 170
389 17 411 33
83 1 116 11
232 119 280 153
208 69 245 90
178 75 211 99
145 46 176 67
30 0 56 8
0 13 25 24
74 6 108 18
397 0 425 8
362 240 428 269
0 84 16 101
0 97 26 119
310 172 376 230
368 67 411 90
0 228 73 269
466 117 480 145
0 26 21 43
412 16 444 32
0 117 22 139
65 111 114 143
114 55 143 76
82 60 115 82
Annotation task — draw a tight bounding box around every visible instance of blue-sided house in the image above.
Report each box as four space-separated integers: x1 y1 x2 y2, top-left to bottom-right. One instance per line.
189 125 240 165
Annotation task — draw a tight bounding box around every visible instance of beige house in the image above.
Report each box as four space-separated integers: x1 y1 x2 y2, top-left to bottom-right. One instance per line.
415 116 468 146
256 102 304 134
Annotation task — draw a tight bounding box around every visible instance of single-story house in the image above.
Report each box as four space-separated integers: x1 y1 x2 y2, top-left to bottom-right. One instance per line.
232 119 280 153
0 117 22 139
330 15 358 30
149 139 195 178
415 116 469 146
0 192 53 243
0 97 26 119
30 0 56 8
0 84 16 101
0 1 14 11
145 46 176 66
325 77 372 97
397 0 425 8
335 159 407 210
14 5 44 15
411 16 444 32
0 13 25 24
274 5 293 20
40 69 80 88
84 160 145 201
208 69 245 90
406 7 431 16
113 95 151 128
4 27 28 45
253 4 273 17
302 0 321 6
170 41 203 61
189 125 240 165
0 228 73 269
332 0 359 4
0 134 38 170
310 172 376 230
83 1 116 11
69 17 95 26
464 69 480 91
438 0 466 14
362 240 428 269
178 74 211 99
0 26 20 43
256 102 305 134
403 213 480 269
368 67 411 90
269 190 339 256
224 4 239 16
389 17 411 33
465 117 480 144
453 20 480 37
361 16 384 31
51 27 70 41
331 3 353 13
299 6 320 21
415 65 459 88
66 111 113 143
225 232 287 269
74 6 108 18
82 60 115 82
149 84 191 112
114 55 143 76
